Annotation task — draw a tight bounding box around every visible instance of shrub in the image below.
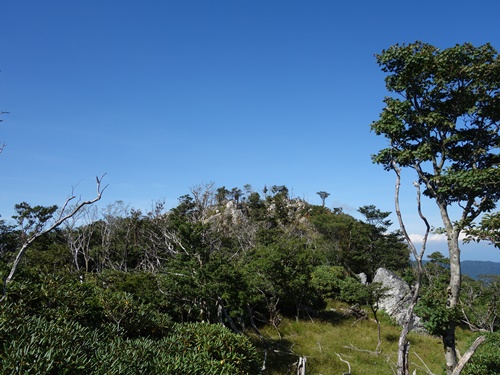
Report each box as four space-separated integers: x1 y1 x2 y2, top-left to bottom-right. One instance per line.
0 315 104 374
415 284 459 336
310 265 349 300
0 313 260 375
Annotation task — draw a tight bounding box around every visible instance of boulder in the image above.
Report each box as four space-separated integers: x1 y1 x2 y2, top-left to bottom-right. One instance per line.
357 272 368 285
373 268 424 331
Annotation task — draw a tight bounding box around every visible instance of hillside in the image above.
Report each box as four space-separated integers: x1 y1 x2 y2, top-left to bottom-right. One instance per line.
254 302 478 375
1 185 500 373
462 260 500 279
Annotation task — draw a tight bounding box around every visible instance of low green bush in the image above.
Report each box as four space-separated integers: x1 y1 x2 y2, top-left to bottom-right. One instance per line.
310 265 349 300
0 313 260 375
0 315 102 374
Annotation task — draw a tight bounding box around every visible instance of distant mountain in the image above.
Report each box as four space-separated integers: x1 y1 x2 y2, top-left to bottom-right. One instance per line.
461 260 500 279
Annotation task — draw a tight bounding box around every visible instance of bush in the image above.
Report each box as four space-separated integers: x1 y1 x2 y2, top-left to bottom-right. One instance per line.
415 284 459 336
0 315 104 374
0 313 260 375
311 265 349 300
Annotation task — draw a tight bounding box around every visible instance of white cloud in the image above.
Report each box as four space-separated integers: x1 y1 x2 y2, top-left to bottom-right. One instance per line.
409 232 467 244
409 233 446 243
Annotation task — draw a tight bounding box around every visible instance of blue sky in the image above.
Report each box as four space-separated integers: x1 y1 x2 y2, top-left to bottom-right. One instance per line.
1 0 500 261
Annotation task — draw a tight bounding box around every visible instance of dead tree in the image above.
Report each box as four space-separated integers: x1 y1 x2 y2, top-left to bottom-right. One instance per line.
1 175 107 302
64 205 99 273
451 336 487 375
392 163 430 375
392 163 485 374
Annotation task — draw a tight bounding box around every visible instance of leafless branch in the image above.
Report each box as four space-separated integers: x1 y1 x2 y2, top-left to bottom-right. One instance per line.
1 175 107 302
413 351 436 375
392 162 430 375
451 335 487 375
336 352 351 374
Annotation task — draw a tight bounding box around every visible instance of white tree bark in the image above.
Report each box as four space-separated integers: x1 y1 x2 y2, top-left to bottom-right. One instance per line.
1 175 107 301
392 162 430 375
451 335 487 375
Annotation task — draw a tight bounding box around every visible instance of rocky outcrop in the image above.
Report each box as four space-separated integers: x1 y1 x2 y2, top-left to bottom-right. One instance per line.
373 268 424 331
357 272 368 285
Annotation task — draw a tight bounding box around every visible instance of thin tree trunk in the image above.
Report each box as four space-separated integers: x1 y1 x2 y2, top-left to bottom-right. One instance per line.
392 163 430 375
437 202 461 374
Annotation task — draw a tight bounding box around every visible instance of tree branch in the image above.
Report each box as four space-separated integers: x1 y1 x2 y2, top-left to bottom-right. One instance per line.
336 353 351 375
450 335 486 375
1 175 107 302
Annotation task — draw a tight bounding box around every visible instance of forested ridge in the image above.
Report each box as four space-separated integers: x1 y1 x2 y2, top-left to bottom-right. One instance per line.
0 182 499 374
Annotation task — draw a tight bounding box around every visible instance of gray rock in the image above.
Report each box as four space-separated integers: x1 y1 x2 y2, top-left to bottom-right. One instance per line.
373 268 424 331
357 272 368 285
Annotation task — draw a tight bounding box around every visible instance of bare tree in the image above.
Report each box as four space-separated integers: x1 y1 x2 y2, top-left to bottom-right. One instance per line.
1 175 107 302
392 163 430 375
98 200 134 271
190 182 216 222
63 205 99 273
391 163 486 375
138 200 183 272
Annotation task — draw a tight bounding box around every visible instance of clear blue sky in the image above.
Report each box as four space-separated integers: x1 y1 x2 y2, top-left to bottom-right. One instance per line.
2 0 500 261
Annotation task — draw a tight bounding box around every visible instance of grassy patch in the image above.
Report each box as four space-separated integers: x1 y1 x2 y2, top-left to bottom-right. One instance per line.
251 302 475 375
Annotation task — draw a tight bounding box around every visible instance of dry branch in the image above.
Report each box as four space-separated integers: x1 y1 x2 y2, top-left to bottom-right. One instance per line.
1 175 107 302
451 335 487 375
336 352 351 375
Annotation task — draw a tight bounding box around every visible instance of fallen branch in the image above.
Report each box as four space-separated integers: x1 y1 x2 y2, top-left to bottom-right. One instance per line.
336 353 351 375
343 343 379 356
413 351 436 375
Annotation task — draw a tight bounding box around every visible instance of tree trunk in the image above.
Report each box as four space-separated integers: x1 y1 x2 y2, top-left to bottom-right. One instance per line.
438 202 461 374
397 338 410 375
443 324 458 375
392 162 429 375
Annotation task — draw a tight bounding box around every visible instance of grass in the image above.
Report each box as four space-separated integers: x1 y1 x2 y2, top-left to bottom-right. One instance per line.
250 301 476 375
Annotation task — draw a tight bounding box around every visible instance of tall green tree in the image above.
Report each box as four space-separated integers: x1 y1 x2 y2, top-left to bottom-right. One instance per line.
371 41 500 374
357 205 410 279
310 205 408 279
316 191 330 207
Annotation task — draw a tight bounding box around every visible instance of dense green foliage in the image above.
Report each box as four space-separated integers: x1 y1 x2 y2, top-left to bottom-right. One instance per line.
2 181 500 372
0 313 259 374
0 183 414 373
